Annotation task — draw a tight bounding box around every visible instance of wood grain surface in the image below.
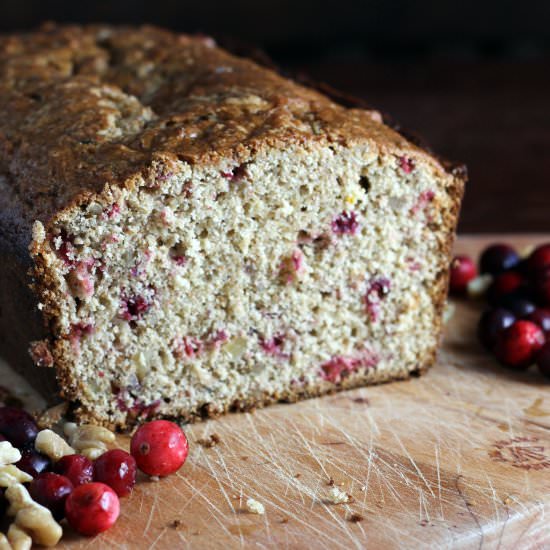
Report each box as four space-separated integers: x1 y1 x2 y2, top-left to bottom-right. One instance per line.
3 235 550 549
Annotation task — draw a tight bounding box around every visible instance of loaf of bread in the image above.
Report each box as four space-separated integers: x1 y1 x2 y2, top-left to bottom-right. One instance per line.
0 24 465 428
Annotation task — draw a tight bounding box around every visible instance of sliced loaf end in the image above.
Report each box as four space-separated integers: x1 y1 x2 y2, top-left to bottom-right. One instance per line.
30 132 463 428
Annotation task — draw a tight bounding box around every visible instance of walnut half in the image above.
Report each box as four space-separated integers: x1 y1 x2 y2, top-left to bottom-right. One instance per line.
5 483 62 547
64 422 115 460
34 429 75 462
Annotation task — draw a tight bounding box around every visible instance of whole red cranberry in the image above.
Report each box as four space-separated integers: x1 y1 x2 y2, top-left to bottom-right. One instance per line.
487 272 525 305
29 473 73 520
536 342 550 378
16 449 51 478
449 255 477 295
477 308 516 350
65 482 120 536
525 308 550 337
532 266 550 306
527 243 550 275
130 420 188 477
480 244 520 275
0 407 38 448
494 320 545 369
54 454 94 487
94 449 137 497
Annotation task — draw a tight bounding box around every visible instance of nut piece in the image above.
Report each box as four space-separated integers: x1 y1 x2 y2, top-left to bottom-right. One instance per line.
0 441 22 466
31 220 46 244
6 483 35 515
0 465 33 487
16 506 63 547
35 429 75 462
64 422 115 459
6 483 62 547
246 498 265 515
0 533 11 550
327 487 349 504
467 274 493 298
7 523 32 550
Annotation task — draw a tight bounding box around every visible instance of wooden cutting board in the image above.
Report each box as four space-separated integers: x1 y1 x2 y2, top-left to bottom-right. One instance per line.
4 235 550 549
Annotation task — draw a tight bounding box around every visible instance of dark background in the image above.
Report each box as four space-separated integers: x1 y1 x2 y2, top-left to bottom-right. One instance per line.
1 0 549 233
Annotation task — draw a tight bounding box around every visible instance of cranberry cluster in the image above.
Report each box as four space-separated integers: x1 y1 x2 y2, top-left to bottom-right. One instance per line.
450 243 550 377
0 411 188 537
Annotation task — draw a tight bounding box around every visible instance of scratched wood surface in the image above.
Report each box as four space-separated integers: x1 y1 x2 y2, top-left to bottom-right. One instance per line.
4 235 550 549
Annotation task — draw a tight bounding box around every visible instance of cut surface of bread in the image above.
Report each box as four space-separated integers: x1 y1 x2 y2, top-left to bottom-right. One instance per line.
0 24 465 428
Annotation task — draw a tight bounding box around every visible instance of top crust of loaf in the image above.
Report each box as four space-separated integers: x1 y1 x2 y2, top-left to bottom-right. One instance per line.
0 23 459 232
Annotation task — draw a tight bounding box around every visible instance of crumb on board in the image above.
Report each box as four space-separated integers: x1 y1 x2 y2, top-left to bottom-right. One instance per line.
328 477 335 486
197 433 221 448
150 475 160 482
169 519 183 529
246 498 265 515
347 513 364 523
327 487 350 504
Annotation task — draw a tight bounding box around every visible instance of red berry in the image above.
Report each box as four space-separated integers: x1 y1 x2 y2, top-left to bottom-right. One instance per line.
477 308 516 350
16 449 51 478
525 308 550 337
494 320 545 369
331 211 359 235
94 449 137 497
120 290 154 322
130 420 188 477
480 244 520 275
399 156 415 173
65 482 120 536
527 243 550 275
54 454 94 487
29 473 73 520
536 342 550 378
487 272 524 305
449 255 477 294
0 407 38 448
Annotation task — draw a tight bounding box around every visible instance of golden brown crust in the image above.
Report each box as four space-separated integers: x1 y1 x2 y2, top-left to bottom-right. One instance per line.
0 23 449 226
